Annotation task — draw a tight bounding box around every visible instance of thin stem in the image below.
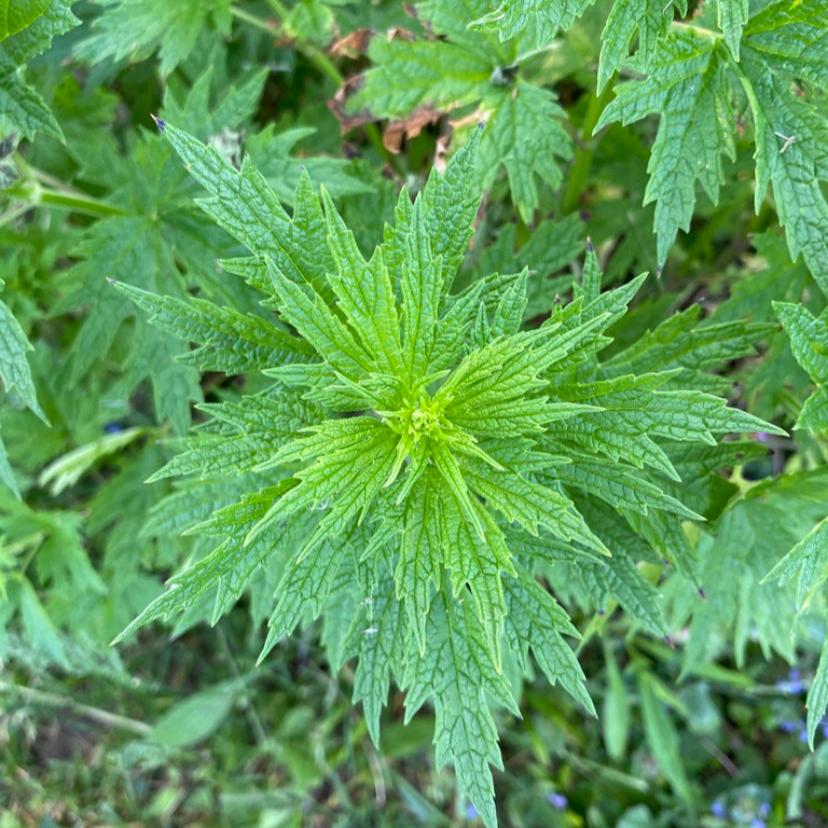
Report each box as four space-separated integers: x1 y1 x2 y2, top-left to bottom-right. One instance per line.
0 680 152 736
265 0 342 86
229 5 278 36
0 201 32 228
5 159 127 218
29 165 85 194
38 188 127 217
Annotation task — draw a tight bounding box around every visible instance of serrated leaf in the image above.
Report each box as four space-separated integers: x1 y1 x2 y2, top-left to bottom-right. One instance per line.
774 302 828 431
352 581 406 747
0 58 63 140
470 0 595 47
597 0 674 93
0 297 45 421
596 31 733 264
0 0 50 40
504 570 594 714
403 589 519 828
479 81 572 222
763 518 828 610
114 282 312 373
717 0 748 59
350 4 571 220
76 0 231 75
740 47 828 294
807 637 828 750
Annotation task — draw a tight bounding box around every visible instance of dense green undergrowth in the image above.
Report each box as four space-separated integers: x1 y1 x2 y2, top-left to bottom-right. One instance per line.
1 1 827 826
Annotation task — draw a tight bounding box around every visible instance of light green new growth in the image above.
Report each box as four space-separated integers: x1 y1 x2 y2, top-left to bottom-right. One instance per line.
117 121 783 826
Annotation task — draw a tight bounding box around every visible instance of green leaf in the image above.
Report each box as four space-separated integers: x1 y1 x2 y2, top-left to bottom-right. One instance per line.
150 680 242 748
76 0 232 75
1 0 77 64
740 64 828 294
470 0 595 47
596 31 733 265
0 297 45 422
160 124 334 296
398 467 443 653
0 57 63 140
121 125 792 823
763 518 828 610
774 301 828 431
479 81 572 223
350 4 571 220
0 0 80 140
597 0 674 93
602 646 630 760
258 538 345 662
0 0 50 40
807 637 828 749
37 426 145 495
17 578 68 667
0 433 17 497
352 581 406 747
114 282 313 373
113 484 296 643
403 589 519 828
246 125 371 202
682 470 828 672
321 188 403 375
717 0 748 59
638 671 693 804
504 570 594 714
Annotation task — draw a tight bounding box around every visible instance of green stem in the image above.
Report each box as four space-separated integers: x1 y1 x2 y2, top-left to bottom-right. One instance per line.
6 158 127 218
0 680 151 736
265 0 342 86
38 188 127 217
231 2 404 176
229 5 277 35
562 80 615 215
0 201 31 228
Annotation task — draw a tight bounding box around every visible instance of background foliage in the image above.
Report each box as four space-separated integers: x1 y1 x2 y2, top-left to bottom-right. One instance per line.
1 1 827 826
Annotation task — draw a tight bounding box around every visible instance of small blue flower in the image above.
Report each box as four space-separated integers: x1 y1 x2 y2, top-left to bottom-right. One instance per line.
465 804 478 820
757 801 770 817
547 792 567 810
776 676 805 694
748 819 766 828
104 421 124 434
779 719 798 733
711 801 727 818
799 726 810 743
822 721 828 740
